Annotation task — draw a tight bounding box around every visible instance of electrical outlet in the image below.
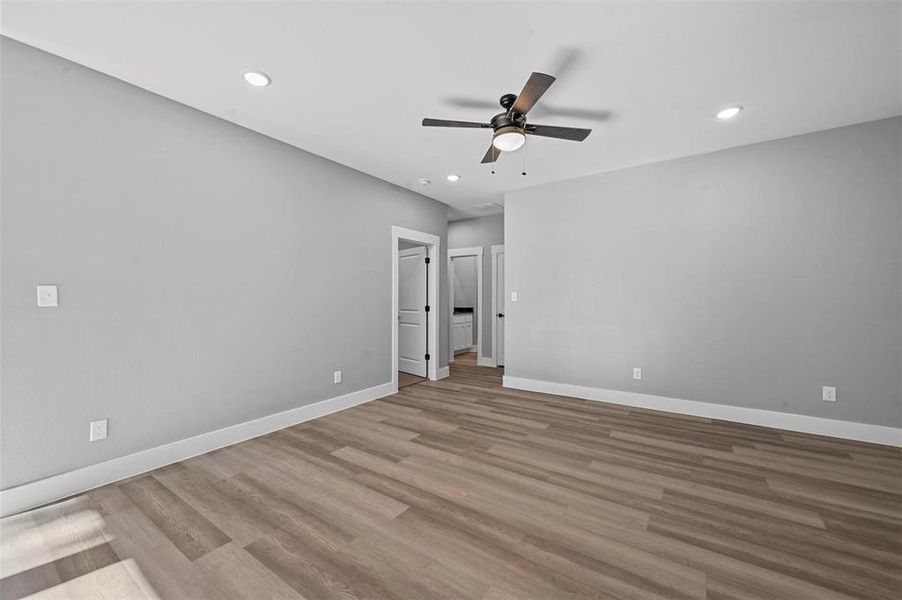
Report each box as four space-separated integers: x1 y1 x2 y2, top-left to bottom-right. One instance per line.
633 367 642 381
89 419 108 441
822 386 836 402
334 370 342 384
36 285 59 307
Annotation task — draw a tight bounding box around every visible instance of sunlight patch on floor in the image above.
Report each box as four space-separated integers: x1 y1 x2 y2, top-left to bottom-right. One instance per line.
1 506 109 578
22 558 160 600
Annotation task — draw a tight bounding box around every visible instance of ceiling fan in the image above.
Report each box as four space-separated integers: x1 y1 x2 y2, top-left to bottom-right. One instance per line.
422 72 591 164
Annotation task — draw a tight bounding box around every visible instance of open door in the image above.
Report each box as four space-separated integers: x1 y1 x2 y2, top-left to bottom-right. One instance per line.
398 246 428 377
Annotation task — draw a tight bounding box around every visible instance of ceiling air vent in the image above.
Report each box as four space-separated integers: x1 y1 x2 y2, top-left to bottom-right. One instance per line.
471 202 504 213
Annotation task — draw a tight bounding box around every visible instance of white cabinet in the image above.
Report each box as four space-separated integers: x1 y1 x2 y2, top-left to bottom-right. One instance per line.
452 312 473 352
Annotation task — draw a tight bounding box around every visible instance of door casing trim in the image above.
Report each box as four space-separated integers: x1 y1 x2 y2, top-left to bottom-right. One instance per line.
490 244 505 368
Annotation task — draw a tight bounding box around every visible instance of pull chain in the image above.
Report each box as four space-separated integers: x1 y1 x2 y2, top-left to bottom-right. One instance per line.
491 144 496 175
521 138 527 176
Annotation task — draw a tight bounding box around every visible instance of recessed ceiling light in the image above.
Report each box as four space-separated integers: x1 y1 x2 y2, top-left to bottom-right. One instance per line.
418 178 431 185
446 174 461 182
243 71 271 87
716 106 743 120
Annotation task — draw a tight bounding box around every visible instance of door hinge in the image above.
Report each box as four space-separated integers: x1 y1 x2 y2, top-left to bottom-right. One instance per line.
425 353 431 361
425 305 430 312
424 257 431 264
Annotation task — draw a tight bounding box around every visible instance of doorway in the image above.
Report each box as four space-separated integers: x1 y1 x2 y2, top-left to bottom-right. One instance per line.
392 226 441 392
448 247 483 365
491 244 505 367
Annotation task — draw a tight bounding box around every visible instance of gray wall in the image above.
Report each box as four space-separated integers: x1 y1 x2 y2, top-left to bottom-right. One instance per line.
448 213 504 359
0 38 449 489
506 118 901 427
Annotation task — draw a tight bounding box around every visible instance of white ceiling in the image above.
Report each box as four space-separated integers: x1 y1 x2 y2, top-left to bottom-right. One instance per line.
3 1 900 220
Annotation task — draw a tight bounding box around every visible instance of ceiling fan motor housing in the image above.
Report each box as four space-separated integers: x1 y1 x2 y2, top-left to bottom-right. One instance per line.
490 111 526 132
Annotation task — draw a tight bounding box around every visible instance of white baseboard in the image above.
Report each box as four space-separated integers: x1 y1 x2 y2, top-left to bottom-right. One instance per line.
437 366 450 379
477 356 496 367
503 376 902 448
0 381 395 518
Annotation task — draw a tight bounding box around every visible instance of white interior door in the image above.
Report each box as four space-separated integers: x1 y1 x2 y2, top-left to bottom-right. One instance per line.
398 246 427 377
496 250 505 367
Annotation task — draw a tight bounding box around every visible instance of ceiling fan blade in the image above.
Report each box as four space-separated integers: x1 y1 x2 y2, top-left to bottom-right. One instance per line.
510 72 555 116
444 97 499 110
525 124 591 142
481 144 501 164
422 118 491 128
531 105 612 121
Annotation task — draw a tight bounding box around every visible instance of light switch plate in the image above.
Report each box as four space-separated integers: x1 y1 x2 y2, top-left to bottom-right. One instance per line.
511 291 518 302
334 370 342 384
89 419 108 442
36 285 58 307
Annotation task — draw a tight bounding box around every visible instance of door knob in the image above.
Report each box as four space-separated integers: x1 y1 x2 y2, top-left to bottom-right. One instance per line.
497 313 505 318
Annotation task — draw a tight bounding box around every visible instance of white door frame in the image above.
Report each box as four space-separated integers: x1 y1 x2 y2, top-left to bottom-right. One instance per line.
490 244 505 368
392 226 441 391
447 247 483 362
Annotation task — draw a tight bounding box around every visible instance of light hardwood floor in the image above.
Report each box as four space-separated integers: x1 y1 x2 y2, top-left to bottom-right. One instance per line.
2 359 900 599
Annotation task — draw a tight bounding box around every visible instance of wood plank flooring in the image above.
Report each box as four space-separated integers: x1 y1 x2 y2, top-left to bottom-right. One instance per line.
397 371 427 390
2 359 900 599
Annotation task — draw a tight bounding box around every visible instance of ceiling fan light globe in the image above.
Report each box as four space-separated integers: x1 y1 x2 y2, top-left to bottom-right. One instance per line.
493 128 526 152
